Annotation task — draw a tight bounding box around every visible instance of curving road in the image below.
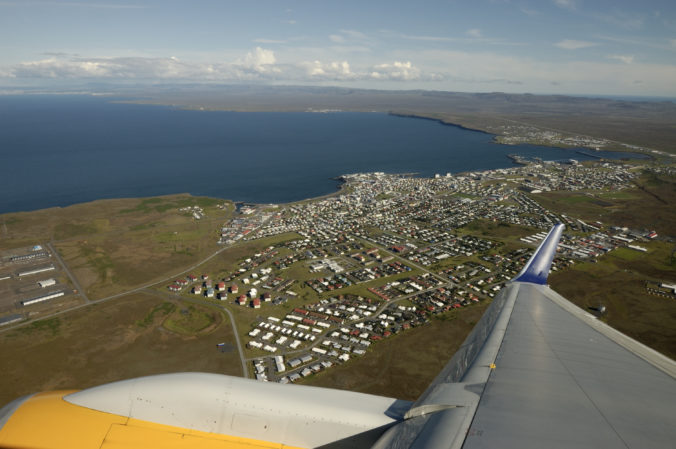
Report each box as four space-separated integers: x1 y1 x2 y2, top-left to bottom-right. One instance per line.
143 289 249 379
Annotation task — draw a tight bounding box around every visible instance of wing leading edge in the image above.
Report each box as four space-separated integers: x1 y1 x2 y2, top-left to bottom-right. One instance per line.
370 223 676 449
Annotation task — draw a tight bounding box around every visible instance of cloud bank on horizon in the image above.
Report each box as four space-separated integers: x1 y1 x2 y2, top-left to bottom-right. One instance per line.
1 0 676 96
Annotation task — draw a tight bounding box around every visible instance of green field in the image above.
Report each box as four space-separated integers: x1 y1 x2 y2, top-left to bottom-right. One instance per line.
0 194 233 299
164 303 222 335
0 292 241 405
550 240 676 359
536 172 676 236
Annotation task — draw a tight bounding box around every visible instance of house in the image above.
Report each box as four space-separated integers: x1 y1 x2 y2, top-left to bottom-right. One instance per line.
230 284 239 293
262 292 271 302
216 281 226 291
168 284 181 292
237 295 247 305
217 292 227 300
205 288 215 298
252 298 261 309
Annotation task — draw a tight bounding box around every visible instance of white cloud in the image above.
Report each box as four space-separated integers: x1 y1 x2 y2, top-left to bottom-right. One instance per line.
8 49 284 81
670 39 676 48
10 56 207 79
0 67 15 78
241 47 278 73
13 57 114 78
4 46 675 96
554 0 576 11
466 29 482 38
329 34 345 43
370 61 421 81
608 54 634 64
555 39 597 50
302 60 354 79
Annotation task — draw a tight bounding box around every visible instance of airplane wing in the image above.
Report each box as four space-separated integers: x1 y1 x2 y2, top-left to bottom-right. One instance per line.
370 223 676 449
1 224 675 449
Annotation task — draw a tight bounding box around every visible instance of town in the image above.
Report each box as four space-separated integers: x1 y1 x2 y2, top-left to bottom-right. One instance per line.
1 156 670 381
162 157 668 383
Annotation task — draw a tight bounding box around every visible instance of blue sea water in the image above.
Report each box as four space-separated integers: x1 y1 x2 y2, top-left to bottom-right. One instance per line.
0 95 645 214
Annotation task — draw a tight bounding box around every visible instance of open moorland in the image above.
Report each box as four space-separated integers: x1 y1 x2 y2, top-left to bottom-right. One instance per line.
0 292 240 405
535 171 676 236
550 243 676 360
0 195 233 300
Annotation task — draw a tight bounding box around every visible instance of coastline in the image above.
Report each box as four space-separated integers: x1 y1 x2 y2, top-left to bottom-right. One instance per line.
119 97 659 159
388 112 494 136
0 97 659 216
387 111 654 159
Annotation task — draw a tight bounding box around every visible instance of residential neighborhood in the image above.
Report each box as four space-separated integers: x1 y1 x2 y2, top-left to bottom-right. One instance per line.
162 158 667 382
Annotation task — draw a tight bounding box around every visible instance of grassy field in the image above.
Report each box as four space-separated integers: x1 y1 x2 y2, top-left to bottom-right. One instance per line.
0 292 241 405
0 194 233 299
458 219 537 242
533 175 676 359
549 240 676 360
164 303 223 336
535 172 676 236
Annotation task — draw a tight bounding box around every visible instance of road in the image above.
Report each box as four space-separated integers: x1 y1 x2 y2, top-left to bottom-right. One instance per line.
357 235 450 284
143 289 249 379
245 280 455 364
0 210 278 337
47 241 90 304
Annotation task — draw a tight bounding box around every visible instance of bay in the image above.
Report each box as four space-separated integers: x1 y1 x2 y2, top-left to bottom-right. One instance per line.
0 95 643 214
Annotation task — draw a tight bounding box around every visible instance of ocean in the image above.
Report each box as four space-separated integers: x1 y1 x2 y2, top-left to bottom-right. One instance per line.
0 95 645 214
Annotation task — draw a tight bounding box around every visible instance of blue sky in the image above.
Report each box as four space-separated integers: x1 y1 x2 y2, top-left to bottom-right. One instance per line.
1 0 675 95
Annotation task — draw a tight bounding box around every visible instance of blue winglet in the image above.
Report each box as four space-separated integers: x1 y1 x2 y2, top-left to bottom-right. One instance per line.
514 223 565 285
